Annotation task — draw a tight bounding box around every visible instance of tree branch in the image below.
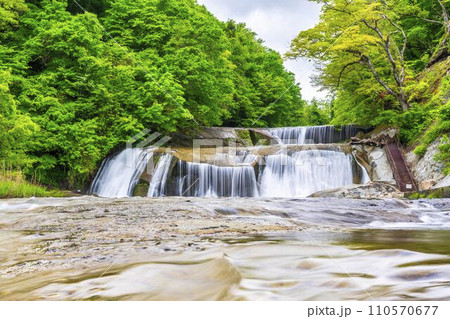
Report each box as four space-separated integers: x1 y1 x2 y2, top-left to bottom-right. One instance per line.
383 14 407 83
413 15 445 25
324 5 352 16
361 18 403 87
437 0 449 28
361 55 397 97
427 0 450 66
337 61 360 88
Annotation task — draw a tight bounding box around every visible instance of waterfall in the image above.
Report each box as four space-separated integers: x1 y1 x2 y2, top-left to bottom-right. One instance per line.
91 147 367 198
91 148 151 198
270 125 363 144
356 160 371 184
175 162 259 197
91 125 371 198
147 154 173 197
270 127 307 144
259 150 354 197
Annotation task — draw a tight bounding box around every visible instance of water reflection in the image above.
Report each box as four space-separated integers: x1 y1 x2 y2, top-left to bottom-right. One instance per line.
337 229 450 255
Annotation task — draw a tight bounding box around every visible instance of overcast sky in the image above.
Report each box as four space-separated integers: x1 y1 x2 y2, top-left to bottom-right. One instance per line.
197 0 327 101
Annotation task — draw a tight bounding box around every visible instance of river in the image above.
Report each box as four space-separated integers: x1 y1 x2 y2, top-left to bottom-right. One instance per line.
0 196 449 300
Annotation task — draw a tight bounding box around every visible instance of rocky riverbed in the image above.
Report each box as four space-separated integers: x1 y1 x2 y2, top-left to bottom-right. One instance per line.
0 196 449 300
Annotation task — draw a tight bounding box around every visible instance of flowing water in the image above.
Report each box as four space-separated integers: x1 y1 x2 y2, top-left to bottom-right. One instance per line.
91 126 370 198
0 196 449 300
269 125 367 144
259 150 353 197
92 149 361 198
176 161 260 197
147 153 173 197
4 125 445 300
90 148 152 198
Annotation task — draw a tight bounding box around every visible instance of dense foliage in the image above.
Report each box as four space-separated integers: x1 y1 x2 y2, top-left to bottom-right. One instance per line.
0 0 306 187
288 0 450 173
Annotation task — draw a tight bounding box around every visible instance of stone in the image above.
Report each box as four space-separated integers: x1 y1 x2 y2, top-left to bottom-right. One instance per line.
309 182 403 199
249 128 274 145
132 180 150 197
432 175 450 189
367 147 396 184
420 180 436 190
366 127 399 144
406 137 446 190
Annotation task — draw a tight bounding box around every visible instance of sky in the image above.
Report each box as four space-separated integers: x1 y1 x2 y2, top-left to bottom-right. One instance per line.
197 0 327 101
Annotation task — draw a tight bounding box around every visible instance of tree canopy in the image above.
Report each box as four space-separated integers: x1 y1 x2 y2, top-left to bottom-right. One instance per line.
288 0 449 125
0 0 306 187
288 0 450 173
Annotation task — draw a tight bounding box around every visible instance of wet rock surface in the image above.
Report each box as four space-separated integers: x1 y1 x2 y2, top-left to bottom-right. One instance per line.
367 147 396 184
0 196 449 300
309 182 404 199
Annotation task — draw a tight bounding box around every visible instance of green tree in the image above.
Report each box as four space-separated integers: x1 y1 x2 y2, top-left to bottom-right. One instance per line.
0 69 37 169
1 0 307 187
2 1 186 185
304 99 330 125
224 21 305 127
288 0 449 127
0 0 27 35
288 0 416 111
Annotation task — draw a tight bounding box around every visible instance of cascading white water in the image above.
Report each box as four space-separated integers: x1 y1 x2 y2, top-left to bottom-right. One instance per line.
91 126 371 198
147 154 173 197
92 148 367 198
356 160 371 184
259 150 354 197
270 125 362 144
91 148 151 198
175 162 259 197
270 127 307 144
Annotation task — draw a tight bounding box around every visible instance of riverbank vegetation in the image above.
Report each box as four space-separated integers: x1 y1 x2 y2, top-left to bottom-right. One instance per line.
0 170 65 198
287 0 450 174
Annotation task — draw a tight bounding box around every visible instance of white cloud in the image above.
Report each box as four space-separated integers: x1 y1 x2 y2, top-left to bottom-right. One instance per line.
197 0 327 101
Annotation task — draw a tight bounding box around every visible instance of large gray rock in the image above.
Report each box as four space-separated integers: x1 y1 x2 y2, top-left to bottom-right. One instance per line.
367 147 396 184
366 127 399 144
195 127 239 140
432 175 450 189
190 127 278 146
309 182 403 199
406 137 447 190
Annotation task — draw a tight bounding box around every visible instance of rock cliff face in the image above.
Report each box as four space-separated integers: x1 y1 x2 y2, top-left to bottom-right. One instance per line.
406 137 448 190
352 145 396 184
353 128 448 193
433 175 450 189
170 127 275 147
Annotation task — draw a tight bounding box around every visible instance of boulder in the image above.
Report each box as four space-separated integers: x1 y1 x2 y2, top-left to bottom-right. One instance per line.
406 138 446 190
309 182 403 199
249 128 274 145
420 180 437 190
366 126 399 144
132 180 149 197
367 147 396 184
432 175 450 189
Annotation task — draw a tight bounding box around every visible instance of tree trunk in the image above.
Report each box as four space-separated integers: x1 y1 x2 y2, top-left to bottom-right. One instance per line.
398 92 410 111
427 32 449 67
428 0 450 66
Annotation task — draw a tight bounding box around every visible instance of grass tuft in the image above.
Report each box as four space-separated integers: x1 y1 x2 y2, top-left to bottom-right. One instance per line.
0 170 65 198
